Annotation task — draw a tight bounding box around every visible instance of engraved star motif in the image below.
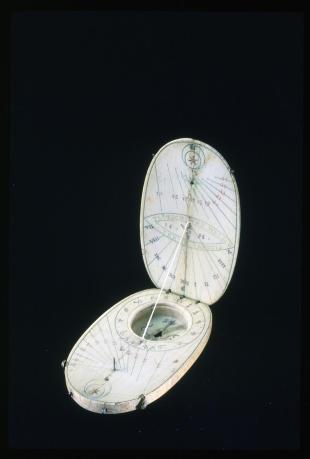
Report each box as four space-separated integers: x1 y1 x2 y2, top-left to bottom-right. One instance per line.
189 155 197 165
188 151 199 166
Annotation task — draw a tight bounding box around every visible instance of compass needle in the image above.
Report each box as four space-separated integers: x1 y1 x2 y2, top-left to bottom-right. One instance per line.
63 138 240 414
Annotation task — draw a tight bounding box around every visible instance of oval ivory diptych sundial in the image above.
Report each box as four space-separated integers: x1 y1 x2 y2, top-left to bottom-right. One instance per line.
62 138 241 414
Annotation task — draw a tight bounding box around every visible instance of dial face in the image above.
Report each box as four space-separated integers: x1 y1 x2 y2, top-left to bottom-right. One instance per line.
140 138 241 306
65 289 212 412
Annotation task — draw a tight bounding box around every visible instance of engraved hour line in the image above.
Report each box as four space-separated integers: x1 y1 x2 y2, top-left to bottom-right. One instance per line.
98 321 115 363
190 179 232 242
156 234 184 299
195 180 236 232
155 224 186 285
175 167 195 299
180 171 215 223
202 177 236 202
214 175 233 185
70 357 104 371
126 342 130 373
143 351 168 392
70 355 100 368
189 223 218 288
154 161 163 212
208 249 230 274
175 167 188 206
198 178 237 220
155 240 177 285
181 171 228 225
144 223 175 265
107 326 135 372
167 162 178 209
157 237 184 316
145 234 164 247
184 182 216 237
130 346 140 376
190 246 198 300
199 178 236 215
148 240 175 268
82 336 110 364
181 173 232 244
190 224 226 290
71 351 98 365
176 167 194 209
197 244 213 301
168 243 186 292
73 340 105 366
183 166 196 300
74 348 101 364
115 348 128 367
197 236 226 290
199 183 236 230
156 219 188 288
165 244 184 293
196 250 212 303
142 221 190 339
88 328 108 360
183 219 192 299
205 176 235 193
106 315 124 371
79 321 131 371
69 360 101 373
136 348 150 381
88 328 112 362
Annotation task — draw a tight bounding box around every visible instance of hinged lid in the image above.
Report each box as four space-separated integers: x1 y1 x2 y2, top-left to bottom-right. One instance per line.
140 138 240 305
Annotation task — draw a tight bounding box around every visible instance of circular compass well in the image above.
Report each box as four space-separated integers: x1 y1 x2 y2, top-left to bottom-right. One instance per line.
130 303 191 341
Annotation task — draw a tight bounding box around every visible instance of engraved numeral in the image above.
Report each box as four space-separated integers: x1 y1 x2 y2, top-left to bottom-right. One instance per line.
218 259 226 268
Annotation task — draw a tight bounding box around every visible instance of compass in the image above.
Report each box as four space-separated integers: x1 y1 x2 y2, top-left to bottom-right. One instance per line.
131 303 189 341
62 138 240 414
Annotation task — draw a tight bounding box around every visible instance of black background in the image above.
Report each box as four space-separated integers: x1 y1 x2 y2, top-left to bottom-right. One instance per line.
9 11 303 450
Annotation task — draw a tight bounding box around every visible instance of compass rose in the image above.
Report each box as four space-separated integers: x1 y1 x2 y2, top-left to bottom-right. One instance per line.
182 143 205 170
188 151 199 167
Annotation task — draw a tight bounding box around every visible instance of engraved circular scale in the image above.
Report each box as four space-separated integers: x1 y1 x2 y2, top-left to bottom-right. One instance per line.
62 138 241 414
